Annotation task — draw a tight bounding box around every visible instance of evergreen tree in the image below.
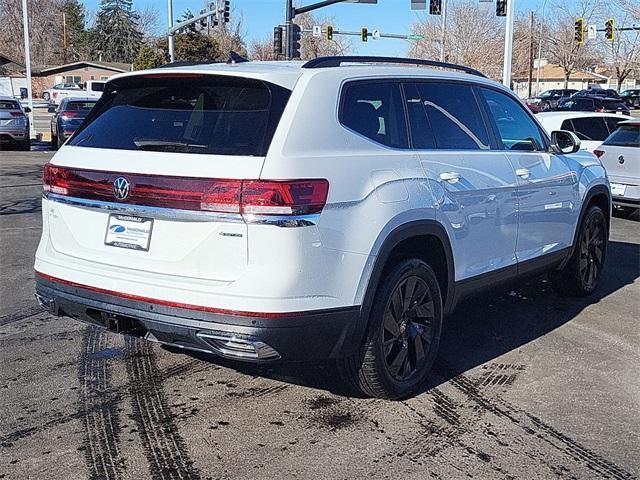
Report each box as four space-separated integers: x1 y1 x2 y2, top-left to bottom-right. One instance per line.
133 44 164 70
62 0 90 61
179 9 198 34
92 0 142 63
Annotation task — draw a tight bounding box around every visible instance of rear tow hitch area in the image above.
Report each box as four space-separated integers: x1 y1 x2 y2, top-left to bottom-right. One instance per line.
100 312 146 336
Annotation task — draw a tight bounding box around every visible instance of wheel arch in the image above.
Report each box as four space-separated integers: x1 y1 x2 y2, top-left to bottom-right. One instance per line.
348 220 455 354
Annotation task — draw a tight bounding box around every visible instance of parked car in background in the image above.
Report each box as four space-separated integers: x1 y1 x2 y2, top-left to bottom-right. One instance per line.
619 89 640 109
528 89 578 111
84 80 106 99
594 119 639 218
537 112 633 152
525 101 542 114
49 97 97 149
555 96 630 115
0 95 31 151
42 83 83 104
572 88 621 99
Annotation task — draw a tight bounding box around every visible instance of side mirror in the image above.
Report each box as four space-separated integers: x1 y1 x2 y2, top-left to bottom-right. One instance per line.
47 106 56 114
550 130 581 154
23 106 31 113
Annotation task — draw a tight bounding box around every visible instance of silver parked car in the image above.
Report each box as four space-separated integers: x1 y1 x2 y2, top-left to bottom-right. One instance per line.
0 96 30 151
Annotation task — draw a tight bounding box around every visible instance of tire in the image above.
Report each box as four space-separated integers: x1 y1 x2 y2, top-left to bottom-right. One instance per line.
43 92 50 101
57 133 64 149
549 206 608 297
51 130 58 150
337 258 443 399
543 102 551 111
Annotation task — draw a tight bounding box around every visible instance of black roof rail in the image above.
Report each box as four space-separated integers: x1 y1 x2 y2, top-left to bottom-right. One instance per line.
301 56 486 78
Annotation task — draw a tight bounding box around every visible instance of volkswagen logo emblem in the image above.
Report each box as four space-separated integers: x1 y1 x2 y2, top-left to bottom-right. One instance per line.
113 177 131 201
618 155 625 165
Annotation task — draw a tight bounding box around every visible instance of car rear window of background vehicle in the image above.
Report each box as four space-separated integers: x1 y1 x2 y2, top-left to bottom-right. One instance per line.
561 117 610 141
0 101 19 110
65 101 96 111
603 125 640 147
68 75 291 156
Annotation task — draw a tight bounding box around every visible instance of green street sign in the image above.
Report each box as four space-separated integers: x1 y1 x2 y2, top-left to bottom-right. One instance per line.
407 34 425 40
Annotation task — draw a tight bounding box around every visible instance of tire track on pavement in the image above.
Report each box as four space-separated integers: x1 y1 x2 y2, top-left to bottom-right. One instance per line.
125 337 201 480
78 326 125 480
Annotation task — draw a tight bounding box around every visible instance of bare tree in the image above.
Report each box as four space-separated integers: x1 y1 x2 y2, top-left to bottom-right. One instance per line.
545 0 601 88
408 1 504 79
597 13 640 90
137 3 161 43
248 35 277 61
295 12 353 59
0 0 65 67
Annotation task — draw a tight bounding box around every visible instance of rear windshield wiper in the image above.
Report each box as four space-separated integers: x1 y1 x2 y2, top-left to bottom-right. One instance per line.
133 139 208 152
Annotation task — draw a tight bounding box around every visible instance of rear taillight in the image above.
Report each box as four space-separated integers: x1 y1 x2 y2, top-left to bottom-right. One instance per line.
596 107 605 112
43 165 329 216
10 111 25 118
61 111 78 120
593 149 605 158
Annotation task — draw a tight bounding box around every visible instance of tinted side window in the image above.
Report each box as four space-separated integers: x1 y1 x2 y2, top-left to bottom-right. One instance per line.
340 82 408 148
603 125 640 147
480 88 544 151
415 82 489 150
568 117 610 141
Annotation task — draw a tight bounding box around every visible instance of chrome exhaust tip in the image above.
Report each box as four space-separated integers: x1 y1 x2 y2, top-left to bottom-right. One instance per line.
35 293 53 312
196 332 281 361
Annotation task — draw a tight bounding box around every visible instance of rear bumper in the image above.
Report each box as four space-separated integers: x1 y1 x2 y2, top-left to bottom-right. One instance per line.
35 273 361 362
0 130 28 142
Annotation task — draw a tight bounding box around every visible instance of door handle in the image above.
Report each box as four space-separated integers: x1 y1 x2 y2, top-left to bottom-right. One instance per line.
439 171 461 184
515 168 531 180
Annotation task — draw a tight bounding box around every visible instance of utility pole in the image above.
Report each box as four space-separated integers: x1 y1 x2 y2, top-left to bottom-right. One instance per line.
62 12 68 64
285 0 293 60
535 0 548 96
21 0 34 138
527 11 534 98
439 0 447 62
167 0 175 62
502 0 515 87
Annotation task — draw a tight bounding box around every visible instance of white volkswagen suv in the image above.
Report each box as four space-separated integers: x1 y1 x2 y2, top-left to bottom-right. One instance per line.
35 56 611 399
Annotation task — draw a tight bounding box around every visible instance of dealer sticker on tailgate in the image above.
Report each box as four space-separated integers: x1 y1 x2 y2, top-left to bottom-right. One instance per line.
105 214 153 251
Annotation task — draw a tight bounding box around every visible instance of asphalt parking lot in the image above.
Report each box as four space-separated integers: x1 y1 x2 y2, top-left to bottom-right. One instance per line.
1 150 639 480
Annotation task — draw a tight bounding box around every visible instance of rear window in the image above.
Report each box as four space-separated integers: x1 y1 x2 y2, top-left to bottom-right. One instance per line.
603 125 640 147
90 82 105 92
561 117 609 141
65 101 96 111
69 75 291 156
0 100 19 110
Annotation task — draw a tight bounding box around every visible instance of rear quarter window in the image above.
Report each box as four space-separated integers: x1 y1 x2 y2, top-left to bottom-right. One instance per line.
340 81 408 148
69 75 291 156
0 100 19 109
561 117 609 141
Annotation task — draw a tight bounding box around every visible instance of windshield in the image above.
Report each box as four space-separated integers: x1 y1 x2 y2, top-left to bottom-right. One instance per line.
539 90 553 98
69 75 291 156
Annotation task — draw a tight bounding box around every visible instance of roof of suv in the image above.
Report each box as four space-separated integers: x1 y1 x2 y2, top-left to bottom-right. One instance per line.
108 59 505 92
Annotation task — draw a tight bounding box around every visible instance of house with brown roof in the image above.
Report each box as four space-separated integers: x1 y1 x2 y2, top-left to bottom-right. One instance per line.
513 62 610 98
31 61 131 97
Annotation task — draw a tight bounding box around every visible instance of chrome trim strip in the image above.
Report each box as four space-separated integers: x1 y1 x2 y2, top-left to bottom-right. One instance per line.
45 193 320 227
45 193 244 223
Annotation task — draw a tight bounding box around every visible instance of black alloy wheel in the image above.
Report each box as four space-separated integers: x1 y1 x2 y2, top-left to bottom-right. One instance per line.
382 276 435 382
579 212 605 290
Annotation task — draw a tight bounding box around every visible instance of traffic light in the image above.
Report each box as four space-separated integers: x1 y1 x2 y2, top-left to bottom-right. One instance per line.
429 0 441 15
326 25 333 41
496 0 506 17
605 18 614 41
223 0 230 23
291 24 302 58
273 26 283 57
574 18 584 44
361 27 368 42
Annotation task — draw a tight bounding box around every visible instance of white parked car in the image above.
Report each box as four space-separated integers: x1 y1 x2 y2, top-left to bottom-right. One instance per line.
594 119 639 216
537 112 633 152
42 83 83 104
35 56 612 398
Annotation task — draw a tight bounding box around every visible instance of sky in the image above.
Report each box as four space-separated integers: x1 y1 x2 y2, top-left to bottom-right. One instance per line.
84 0 545 57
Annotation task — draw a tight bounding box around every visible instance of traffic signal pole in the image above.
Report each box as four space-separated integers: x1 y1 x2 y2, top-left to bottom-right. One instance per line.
502 0 515 87
439 0 447 62
167 0 175 62
21 0 34 137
